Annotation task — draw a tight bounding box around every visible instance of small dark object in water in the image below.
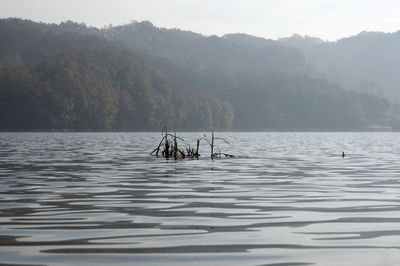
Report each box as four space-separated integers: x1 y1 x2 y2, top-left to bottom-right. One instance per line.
342 152 345 158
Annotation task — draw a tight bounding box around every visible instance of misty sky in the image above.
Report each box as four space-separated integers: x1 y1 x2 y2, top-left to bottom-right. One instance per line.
1 0 400 41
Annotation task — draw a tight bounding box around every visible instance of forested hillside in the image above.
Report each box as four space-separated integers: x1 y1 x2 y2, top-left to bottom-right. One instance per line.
0 50 233 130
0 19 116 67
0 18 398 131
151 58 393 130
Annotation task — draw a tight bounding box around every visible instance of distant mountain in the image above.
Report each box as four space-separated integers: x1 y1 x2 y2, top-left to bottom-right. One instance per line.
0 19 312 76
222 33 277 48
101 21 314 75
278 31 400 102
0 18 399 131
0 18 116 67
279 34 325 47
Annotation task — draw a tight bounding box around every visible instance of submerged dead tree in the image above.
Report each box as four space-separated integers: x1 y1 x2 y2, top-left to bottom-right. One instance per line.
150 127 185 160
202 130 235 160
150 127 234 160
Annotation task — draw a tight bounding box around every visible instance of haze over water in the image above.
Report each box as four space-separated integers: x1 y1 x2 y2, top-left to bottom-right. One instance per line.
1 132 400 265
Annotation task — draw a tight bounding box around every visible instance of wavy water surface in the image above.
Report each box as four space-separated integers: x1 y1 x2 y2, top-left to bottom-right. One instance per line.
1 132 400 265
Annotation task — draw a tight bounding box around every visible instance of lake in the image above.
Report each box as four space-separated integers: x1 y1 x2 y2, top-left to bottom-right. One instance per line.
1 132 400 265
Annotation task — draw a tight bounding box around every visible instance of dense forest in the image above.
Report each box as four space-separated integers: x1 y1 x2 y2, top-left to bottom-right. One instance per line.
0 50 233 130
151 58 393 130
0 18 399 131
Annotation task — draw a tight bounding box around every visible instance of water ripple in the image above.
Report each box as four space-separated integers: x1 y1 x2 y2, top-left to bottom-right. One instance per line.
1 132 400 265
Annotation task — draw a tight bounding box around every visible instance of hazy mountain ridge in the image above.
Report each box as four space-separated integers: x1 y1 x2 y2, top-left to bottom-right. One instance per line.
101 20 400 102
0 18 117 66
0 18 398 131
101 21 313 75
279 30 400 101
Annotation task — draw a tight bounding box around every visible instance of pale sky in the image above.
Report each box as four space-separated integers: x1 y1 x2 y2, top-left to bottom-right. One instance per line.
1 0 400 41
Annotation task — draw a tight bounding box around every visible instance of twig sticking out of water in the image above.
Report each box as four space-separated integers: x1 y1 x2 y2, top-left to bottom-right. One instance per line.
202 130 234 160
150 127 193 159
150 127 234 160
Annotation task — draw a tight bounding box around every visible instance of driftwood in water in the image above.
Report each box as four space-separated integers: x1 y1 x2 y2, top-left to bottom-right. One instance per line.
150 127 234 160
213 151 235 159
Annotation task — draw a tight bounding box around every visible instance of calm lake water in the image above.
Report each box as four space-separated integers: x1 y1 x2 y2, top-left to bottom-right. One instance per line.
1 132 400 265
